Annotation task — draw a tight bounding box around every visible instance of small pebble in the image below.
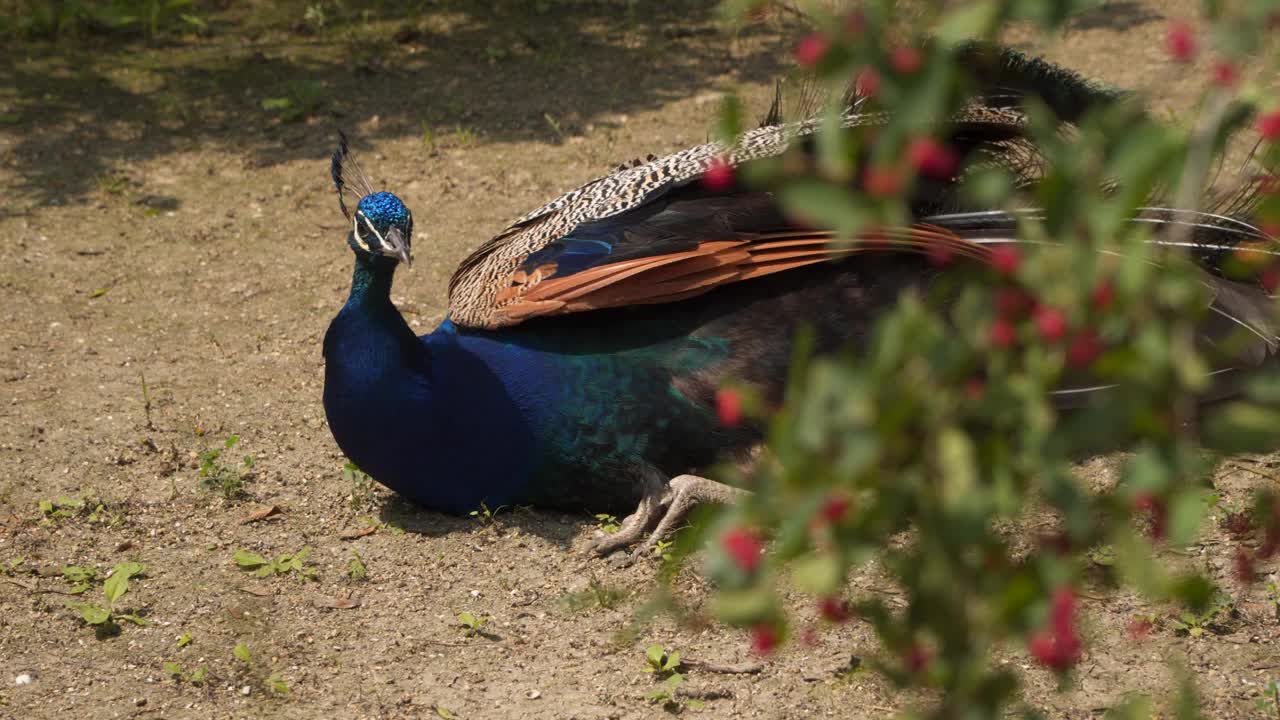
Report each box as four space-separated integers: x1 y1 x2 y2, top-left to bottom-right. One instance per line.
241 685 251 696
527 690 541 699
15 674 32 686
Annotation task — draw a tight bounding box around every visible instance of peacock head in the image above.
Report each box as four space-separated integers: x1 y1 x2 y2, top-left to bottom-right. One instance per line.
330 131 414 266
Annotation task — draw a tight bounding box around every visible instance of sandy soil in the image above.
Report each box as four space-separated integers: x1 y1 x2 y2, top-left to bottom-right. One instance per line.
1 1 1277 718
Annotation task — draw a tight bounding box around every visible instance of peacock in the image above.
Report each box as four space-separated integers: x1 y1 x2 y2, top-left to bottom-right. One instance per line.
322 45 1279 556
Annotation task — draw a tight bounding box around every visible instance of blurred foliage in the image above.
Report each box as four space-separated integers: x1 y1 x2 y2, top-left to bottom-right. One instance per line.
677 0 1280 717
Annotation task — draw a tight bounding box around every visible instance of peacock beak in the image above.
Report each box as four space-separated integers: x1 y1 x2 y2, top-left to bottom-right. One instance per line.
383 227 413 267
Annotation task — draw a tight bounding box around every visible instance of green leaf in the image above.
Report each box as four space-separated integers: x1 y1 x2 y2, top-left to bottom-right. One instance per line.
1203 403 1280 453
177 633 192 647
709 588 774 625
77 604 111 625
116 613 148 626
233 642 252 664
267 672 290 694
435 706 457 719
114 561 144 579
233 550 268 568
936 0 1000 45
938 427 977 508
791 552 843 596
163 661 181 677
645 644 665 669
102 570 130 605
189 667 206 684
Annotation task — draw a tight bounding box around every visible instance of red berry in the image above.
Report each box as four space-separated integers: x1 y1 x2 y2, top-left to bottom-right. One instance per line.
750 624 779 656
1028 630 1081 671
905 643 930 673
1033 305 1067 343
890 46 923 74
702 157 734 191
818 596 851 623
907 137 958 179
1091 280 1115 310
1165 20 1197 62
1049 588 1076 637
1263 268 1279 294
863 165 902 198
1067 329 1102 368
1258 110 1280 141
795 32 830 67
721 527 764 572
854 67 881 97
989 245 1021 275
990 318 1017 348
1134 493 1167 542
716 387 741 426
1212 61 1239 88
995 287 1031 319
816 493 851 525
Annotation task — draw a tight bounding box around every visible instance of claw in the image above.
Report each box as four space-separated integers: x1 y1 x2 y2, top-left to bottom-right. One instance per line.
589 472 748 557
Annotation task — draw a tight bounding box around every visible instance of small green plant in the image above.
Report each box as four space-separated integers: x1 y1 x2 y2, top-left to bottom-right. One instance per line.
162 661 206 685
1169 595 1238 638
651 538 674 562
177 633 193 647
232 643 290 694
69 562 147 636
1 557 26 576
469 500 506 525
261 81 324 123
198 435 254 500
594 513 620 534
643 644 694 708
643 644 683 677
96 171 129 195
420 122 437 152
233 547 318 582
343 461 376 511
560 576 627 612
452 125 478 148
39 493 126 528
61 565 100 594
303 3 326 30
1256 679 1280 719
1266 581 1280 623
346 550 367 581
456 611 491 637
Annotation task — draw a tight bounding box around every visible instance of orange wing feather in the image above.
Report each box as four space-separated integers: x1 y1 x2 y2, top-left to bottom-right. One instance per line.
493 225 992 324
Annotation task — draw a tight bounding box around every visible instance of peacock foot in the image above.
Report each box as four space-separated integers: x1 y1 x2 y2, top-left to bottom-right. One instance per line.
590 474 748 557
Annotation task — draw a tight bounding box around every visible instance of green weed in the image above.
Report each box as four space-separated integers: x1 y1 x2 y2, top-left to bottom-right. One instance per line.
456 611 491 638
68 562 147 637
261 81 324 123
594 513 620 534
469 500 506 526
233 547 318 582
346 550 367 581
198 435 254 500
560 576 627 612
343 461 377 511
232 643 290 694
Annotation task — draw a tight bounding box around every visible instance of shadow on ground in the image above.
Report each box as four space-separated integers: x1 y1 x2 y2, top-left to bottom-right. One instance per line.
1 0 789 207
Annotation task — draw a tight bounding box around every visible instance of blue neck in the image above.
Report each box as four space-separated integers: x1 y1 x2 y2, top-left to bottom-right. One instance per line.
348 252 399 309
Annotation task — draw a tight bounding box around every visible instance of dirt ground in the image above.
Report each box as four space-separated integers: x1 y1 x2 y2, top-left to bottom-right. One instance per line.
1 1 1278 718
